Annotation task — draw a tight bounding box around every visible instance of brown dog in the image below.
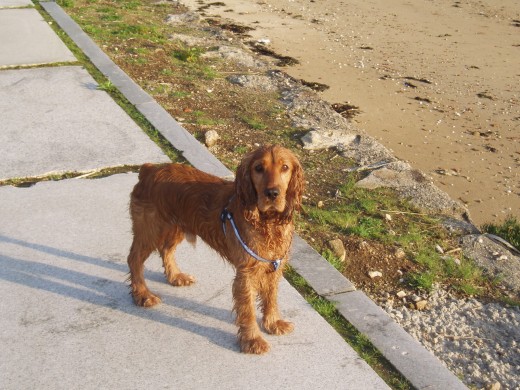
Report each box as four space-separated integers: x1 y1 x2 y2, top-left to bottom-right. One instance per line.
127 145 304 354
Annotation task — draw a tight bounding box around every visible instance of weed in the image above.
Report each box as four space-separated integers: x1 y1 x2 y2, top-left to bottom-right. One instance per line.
321 249 344 272
173 47 204 63
407 271 435 291
161 68 174 76
241 116 267 130
97 80 116 93
233 145 249 154
57 0 74 7
169 90 191 99
482 215 520 251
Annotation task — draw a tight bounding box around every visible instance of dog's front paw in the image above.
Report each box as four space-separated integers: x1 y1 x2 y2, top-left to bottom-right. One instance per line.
264 319 295 335
133 291 162 307
240 336 271 354
168 272 196 286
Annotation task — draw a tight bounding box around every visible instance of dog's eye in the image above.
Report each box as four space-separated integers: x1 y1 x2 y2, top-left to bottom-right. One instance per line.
254 165 264 173
281 164 289 172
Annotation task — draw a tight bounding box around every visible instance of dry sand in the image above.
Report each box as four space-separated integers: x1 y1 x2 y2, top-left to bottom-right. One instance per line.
186 0 520 226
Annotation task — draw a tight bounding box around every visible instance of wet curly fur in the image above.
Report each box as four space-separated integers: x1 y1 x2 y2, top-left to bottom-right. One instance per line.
126 145 304 354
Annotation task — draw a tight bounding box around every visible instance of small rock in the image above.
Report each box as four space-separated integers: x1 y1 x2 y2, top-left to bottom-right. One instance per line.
204 130 220 147
435 244 444 254
317 200 324 208
368 271 383 279
410 294 421 302
394 248 406 259
415 300 428 310
327 238 346 262
486 382 501 390
385 213 392 221
396 290 407 298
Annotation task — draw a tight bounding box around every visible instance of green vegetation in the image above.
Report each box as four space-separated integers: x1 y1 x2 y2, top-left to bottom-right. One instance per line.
241 116 267 130
173 47 204 63
0 166 141 188
482 215 520 251
299 174 502 298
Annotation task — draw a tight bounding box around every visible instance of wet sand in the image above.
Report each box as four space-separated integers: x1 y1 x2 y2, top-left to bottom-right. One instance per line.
185 0 520 226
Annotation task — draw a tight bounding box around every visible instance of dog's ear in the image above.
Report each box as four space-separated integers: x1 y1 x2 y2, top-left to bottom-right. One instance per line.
234 150 258 209
283 154 304 220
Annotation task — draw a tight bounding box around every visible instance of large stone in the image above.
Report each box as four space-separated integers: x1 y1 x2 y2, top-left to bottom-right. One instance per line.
327 238 346 262
461 234 520 294
301 129 358 150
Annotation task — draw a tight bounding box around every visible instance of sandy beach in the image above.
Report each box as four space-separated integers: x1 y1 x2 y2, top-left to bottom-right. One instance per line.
184 0 520 226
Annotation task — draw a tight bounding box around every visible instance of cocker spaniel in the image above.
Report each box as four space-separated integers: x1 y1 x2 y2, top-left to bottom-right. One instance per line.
127 145 304 354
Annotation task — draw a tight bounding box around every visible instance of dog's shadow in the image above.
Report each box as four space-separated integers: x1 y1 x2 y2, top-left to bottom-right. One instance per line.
0 235 238 352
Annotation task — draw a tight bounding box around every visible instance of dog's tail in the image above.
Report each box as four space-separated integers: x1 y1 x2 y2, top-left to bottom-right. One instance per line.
130 163 156 202
138 163 155 180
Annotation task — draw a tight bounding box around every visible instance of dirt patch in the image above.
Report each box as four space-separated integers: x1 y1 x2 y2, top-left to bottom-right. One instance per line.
342 237 418 296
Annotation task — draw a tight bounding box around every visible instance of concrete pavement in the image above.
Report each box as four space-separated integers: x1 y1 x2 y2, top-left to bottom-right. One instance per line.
0 1 467 389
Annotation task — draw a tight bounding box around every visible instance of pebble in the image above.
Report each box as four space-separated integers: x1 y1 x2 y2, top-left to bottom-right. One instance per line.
368 271 383 279
410 294 421 302
394 248 406 259
396 290 407 298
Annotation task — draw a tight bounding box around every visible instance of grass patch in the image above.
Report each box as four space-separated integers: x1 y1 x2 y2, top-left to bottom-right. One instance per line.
173 47 204 63
241 116 267 130
298 174 505 299
0 166 141 188
482 215 520 251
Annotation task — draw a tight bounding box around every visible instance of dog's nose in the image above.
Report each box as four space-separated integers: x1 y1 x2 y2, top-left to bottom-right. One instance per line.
265 188 280 200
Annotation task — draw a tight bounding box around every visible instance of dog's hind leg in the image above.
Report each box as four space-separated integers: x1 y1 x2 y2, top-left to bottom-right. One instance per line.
127 238 161 307
159 226 196 287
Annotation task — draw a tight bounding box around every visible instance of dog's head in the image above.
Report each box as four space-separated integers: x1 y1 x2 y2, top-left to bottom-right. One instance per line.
235 145 304 222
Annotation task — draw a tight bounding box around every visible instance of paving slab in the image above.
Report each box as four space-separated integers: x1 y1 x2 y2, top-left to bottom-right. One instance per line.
0 174 390 390
0 0 32 7
0 66 170 180
0 8 76 67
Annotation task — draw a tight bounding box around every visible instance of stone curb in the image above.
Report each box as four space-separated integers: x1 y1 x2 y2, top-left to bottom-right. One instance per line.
41 2 468 389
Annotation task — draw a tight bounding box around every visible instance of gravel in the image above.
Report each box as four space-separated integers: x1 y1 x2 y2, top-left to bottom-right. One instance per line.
383 289 520 389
